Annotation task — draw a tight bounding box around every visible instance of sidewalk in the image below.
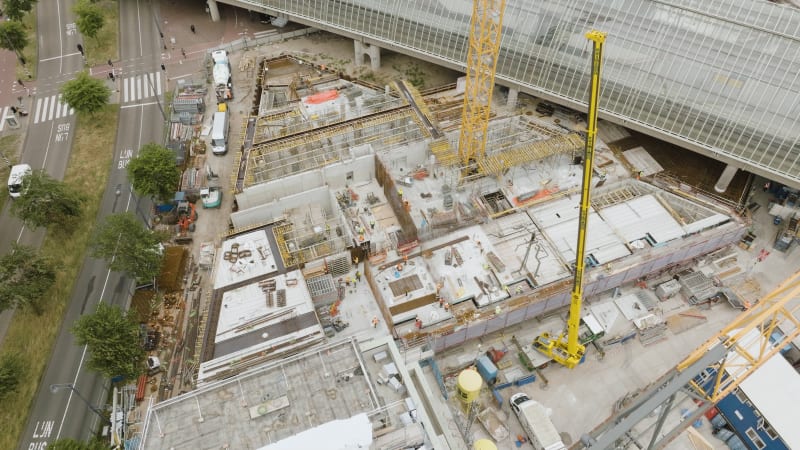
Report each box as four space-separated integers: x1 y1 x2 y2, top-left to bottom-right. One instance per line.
157 0 274 89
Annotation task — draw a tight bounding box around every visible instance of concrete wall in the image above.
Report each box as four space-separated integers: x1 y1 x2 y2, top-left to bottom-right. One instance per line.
428 222 745 352
231 185 332 228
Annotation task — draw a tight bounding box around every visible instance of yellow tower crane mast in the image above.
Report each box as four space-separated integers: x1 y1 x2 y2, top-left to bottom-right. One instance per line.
533 30 606 369
458 0 506 176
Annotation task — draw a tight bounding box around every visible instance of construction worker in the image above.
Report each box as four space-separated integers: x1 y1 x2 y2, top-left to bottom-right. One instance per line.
415 316 422 329
326 223 331 235
355 271 361 282
398 188 403 199
370 219 375 230
372 316 380 328
443 302 450 312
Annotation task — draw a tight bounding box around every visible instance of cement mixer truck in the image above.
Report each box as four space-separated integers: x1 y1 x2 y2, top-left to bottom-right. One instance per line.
212 50 233 102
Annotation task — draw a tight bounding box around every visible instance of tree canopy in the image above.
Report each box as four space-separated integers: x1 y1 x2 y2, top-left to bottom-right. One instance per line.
127 143 180 203
0 353 26 399
0 20 29 52
0 243 56 315
73 0 104 40
9 169 86 230
60 71 110 115
90 212 165 281
72 303 145 381
2 0 37 21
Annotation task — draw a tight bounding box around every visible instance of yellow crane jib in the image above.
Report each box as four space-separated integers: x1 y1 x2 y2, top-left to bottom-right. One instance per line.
533 30 606 369
457 0 506 178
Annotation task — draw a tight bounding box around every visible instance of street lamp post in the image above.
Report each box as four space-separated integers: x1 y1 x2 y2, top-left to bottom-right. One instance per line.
49 383 106 421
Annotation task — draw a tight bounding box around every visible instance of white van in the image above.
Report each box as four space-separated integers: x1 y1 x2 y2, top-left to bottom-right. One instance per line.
211 111 228 155
510 393 566 450
7 163 32 198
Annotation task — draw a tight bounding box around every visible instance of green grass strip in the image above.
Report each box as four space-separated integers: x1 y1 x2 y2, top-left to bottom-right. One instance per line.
0 104 119 450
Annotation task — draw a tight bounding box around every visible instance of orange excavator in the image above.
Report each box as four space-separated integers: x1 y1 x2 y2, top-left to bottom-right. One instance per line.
177 201 197 235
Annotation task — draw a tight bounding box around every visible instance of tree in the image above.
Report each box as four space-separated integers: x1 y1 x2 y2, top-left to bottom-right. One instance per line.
0 353 26 399
72 303 145 381
9 169 86 230
127 143 180 203
60 71 110 115
2 0 37 21
0 244 56 315
73 0 104 40
0 20 29 52
90 212 165 281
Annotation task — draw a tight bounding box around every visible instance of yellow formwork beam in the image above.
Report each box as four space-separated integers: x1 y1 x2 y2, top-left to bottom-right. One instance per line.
478 133 584 176
272 223 301 267
429 139 460 167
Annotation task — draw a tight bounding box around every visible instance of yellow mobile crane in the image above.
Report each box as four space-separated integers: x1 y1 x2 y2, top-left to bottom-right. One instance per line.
533 30 606 369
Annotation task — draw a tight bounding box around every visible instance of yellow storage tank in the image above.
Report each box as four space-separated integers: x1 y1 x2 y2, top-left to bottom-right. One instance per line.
456 368 482 403
473 439 497 450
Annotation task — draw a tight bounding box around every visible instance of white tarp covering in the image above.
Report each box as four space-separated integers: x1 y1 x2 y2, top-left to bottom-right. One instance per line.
531 197 630 265
682 213 730 235
622 147 664 176
601 194 684 245
259 413 373 450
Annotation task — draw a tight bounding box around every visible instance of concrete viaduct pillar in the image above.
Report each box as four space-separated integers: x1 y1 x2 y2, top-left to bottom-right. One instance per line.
507 88 519 109
206 0 220 22
354 40 381 71
714 164 738 193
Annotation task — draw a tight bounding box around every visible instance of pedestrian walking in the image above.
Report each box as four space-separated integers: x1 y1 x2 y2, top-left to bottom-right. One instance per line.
107 59 113 67
16 78 24 87
371 316 379 328
181 48 186 58
190 24 196 33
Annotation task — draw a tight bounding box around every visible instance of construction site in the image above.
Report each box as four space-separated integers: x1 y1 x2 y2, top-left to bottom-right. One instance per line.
123 2 800 450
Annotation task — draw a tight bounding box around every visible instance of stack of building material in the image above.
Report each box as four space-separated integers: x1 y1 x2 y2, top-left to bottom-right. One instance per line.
678 271 717 305
655 279 682 300
634 314 668 346
327 253 351 277
259 279 276 307
635 290 657 311
486 252 505 273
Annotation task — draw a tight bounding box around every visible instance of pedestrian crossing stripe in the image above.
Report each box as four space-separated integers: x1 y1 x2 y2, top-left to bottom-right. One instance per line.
33 94 75 125
122 72 163 103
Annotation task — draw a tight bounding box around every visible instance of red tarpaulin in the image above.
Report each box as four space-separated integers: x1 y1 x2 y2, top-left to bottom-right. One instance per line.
304 90 339 104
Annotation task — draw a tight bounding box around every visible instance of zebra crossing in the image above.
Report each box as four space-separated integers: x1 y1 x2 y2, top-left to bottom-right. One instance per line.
121 72 163 104
32 94 75 125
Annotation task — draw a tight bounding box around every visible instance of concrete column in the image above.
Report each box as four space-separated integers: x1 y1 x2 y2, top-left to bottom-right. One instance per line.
714 164 738 193
206 0 220 22
507 88 519 109
354 40 365 67
354 40 381 71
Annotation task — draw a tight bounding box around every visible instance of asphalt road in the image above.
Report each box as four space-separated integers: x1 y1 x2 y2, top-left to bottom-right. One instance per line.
18 0 165 448
0 0 87 345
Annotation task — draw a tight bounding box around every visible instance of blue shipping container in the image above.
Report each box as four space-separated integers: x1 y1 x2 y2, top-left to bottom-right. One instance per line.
476 355 498 384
